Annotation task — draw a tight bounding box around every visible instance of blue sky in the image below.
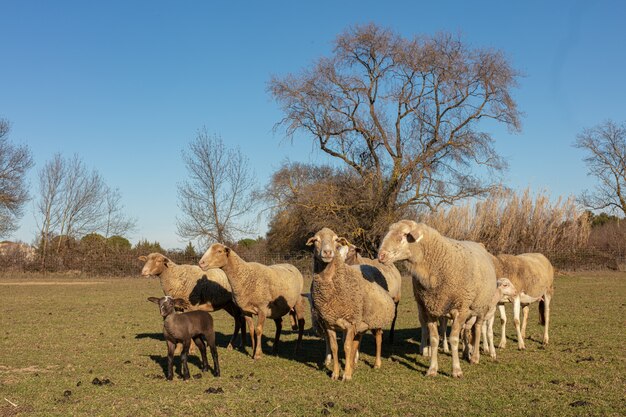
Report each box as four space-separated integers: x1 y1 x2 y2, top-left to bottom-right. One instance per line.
2 0 625 250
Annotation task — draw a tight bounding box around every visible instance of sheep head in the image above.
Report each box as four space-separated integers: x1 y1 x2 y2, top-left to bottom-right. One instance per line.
139 253 171 277
378 220 426 264
341 242 360 265
148 295 186 317
496 277 518 302
306 227 349 264
199 243 230 270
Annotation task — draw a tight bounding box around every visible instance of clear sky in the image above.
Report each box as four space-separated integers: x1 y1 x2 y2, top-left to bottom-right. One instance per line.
2 0 625 250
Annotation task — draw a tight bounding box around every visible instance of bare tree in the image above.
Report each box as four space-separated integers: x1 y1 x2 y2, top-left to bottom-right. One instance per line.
269 24 520 246
575 120 626 216
36 154 136 263
55 155 106 251
36 154 65 268
100 186 137 238
177 128 256 246
0 118 34 238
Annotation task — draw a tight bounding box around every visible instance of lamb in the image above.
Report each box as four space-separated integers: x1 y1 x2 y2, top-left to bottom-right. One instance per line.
147 296 220 380
342 242 402 343
462 278 519 360
307 227 395 381
491 253 554 350
198 244 306 360
378 220 496 378
139 253 245 350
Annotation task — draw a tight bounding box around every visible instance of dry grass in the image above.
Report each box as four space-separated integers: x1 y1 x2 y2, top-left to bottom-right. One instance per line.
0 272 624 416
420 188 590 255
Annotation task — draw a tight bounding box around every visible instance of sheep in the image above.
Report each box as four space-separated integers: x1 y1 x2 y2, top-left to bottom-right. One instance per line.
378 220 496 378
342 242 403 343
198 244 306 360
462 277 519 360
307 227 395 381
147 296 220 380
491 253 554 350
139 253 245 350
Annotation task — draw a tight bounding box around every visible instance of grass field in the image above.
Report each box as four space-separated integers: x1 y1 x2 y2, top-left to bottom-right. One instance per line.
0 271 624 416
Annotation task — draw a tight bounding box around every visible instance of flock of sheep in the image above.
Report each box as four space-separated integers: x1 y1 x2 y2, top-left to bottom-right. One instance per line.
141 220 554 381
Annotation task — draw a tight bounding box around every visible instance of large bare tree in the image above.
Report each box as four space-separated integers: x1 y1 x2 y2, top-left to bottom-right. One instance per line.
177 129 256 246
269 24 521 246
575 120 626 216
0 118 34 238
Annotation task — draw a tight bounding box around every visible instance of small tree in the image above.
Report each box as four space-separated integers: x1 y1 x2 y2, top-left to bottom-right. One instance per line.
177 128 257 247
183 242 196 259
575 120 626 216
0 118 34 238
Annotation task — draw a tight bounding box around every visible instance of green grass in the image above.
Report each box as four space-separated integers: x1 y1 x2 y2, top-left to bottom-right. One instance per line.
0 272 624 416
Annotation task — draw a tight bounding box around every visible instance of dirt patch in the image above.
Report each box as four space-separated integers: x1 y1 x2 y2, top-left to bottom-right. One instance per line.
0 365 58 373
0 281 105 286
0 403 34 417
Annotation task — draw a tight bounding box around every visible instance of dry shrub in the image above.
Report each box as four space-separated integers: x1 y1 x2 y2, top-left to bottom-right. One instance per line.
420 188 590 256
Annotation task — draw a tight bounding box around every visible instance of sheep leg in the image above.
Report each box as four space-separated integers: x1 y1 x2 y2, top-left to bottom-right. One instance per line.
342 326 356 381
513 296 526 350
542 292 551 346
450 311 469 377
469 317 483 365
272 317 282 354
486 316 496 359
204 330 220 377
373 329 383 369
388 301 399 343
238 313 247 350
498 304 507 349
193 336 209 372
425 320 440 377
521 304 529 339
166 340 176 381
353 333 362 366
223 303 246 350
181 340 191 380
244 315 256 357
327 329 340 380
294 296 306 354
418 302 430 356
439 317 449 353
253 312 266 360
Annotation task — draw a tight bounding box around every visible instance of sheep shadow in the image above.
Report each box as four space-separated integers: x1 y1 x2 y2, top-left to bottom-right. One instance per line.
147 354 207 379
274 326 432 373
135 331 244 351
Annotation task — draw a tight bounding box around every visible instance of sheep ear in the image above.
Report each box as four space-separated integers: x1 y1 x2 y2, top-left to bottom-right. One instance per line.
305 236 318 246
138 255 147 262
407 229 424 244
336 237 350 246
173 298 186 307
147 297 160 304
162 257 171 267
224 247 230 256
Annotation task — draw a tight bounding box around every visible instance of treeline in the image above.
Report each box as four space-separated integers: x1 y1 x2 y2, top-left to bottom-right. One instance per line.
2 188 625 275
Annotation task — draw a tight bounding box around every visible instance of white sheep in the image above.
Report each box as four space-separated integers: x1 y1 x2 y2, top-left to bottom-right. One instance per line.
198 244 306 360
491 253 554 350
342 242 403 343
378 220 496 378
462 277 519 360
139 253 245 349
307 228 395 381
